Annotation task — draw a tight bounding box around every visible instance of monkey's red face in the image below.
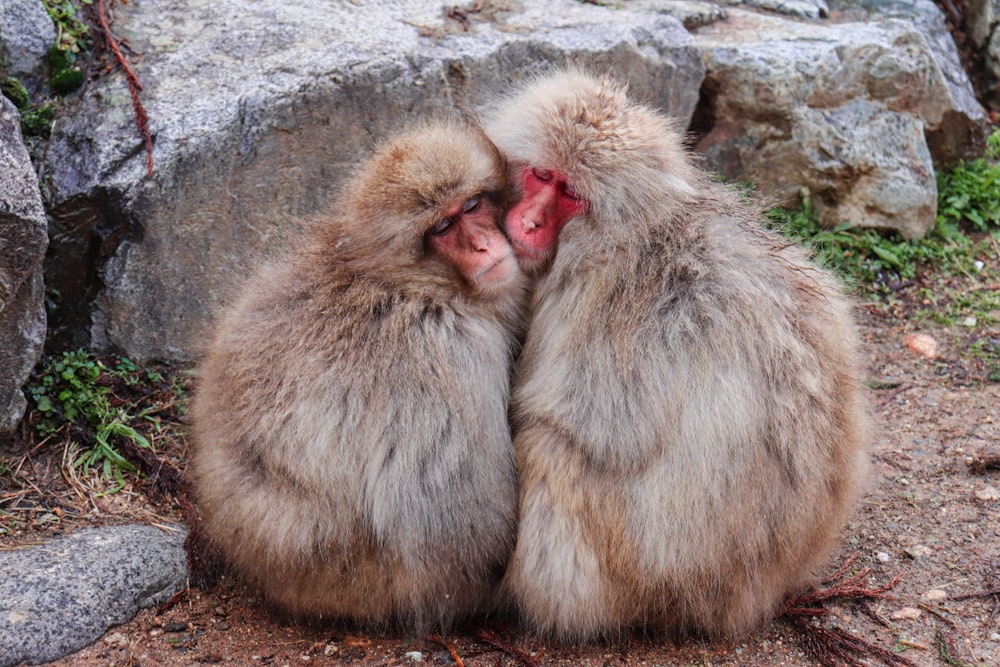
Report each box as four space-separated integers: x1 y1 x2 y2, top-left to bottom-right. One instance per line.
425 194 520 295
505 167 587 271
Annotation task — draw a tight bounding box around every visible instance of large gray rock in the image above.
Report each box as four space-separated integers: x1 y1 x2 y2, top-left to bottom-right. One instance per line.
0 0 56 99
42 0 705 363
692 6 983 238
0 524 188 666
0 95 46 447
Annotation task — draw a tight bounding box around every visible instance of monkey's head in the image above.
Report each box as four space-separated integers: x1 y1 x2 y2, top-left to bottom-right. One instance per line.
483 70 699 274
334 121 523 301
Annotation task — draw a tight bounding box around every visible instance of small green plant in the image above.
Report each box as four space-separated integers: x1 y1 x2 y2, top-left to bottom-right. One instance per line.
937 128 1000 232
42 0 93 96
44 0 93 58
27 349 154 491
764 196 980 294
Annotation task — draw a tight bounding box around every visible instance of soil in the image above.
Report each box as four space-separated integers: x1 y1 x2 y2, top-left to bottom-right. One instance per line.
2 271 999 667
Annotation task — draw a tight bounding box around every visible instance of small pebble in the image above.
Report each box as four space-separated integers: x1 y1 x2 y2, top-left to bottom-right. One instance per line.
923 589 948 601
162 621 189 633
323 644 339 656
903 332 938 358
405 651 423 662
906 545 932 560
103 632 127 647
876 551 891 563
975 486 999 501
890 607 922 620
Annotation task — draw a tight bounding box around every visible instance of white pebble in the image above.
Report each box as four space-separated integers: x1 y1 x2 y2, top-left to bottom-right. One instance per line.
876 551 891 563
405 651 424 662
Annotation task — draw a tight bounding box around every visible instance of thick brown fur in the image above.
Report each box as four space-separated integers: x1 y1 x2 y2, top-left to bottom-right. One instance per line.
190 121 528 631
482 71 870 640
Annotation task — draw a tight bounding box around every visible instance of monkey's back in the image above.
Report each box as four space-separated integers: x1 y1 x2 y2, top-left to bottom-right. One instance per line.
508 190 869 639
191 256 520 629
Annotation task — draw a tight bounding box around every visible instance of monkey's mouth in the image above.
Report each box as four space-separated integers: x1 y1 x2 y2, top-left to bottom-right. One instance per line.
473 252 519 286
510 238 552 263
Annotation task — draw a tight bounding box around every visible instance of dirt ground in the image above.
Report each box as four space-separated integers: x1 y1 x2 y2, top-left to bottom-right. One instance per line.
3 270 1000 667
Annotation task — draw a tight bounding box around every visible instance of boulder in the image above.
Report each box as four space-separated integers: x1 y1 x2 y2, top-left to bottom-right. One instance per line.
0 0 56 100
692 6 984 238
0 95 47 448
42 0 705 363
0 524 187 666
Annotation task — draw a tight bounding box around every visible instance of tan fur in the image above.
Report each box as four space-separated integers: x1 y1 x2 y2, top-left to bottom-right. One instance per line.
190 121 528 631
483 71 869 640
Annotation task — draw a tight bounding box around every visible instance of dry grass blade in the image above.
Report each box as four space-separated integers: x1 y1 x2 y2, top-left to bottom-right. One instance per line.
470 626 540 667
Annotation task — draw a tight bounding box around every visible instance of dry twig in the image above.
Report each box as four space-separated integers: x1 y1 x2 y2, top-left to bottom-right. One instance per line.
780 553 915 667
94 0 153 176
429 634 465 667
470 626 540 667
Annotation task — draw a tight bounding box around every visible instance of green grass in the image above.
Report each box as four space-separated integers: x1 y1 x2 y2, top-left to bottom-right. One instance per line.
766 129 1000 296
26 349 164 492
763 199 985 294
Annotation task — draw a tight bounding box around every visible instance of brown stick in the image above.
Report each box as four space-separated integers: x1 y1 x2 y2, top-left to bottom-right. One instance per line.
95 0 154 176
470 627 540 667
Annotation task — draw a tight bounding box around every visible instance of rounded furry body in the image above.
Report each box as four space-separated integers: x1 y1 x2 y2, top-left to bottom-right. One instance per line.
484 72 869 640
190 122 526 630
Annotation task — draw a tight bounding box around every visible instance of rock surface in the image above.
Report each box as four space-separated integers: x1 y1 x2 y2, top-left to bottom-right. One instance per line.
27 0 990 361
0 95 47 448
692 4 984 239
42 0 704 363
0 0 56 99
0 524 187 667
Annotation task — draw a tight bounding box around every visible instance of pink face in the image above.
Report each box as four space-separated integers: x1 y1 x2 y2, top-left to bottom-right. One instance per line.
424 194 519 294
504 167 588 272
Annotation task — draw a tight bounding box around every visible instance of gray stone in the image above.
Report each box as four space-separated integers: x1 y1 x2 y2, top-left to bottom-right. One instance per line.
962 0 997 49
693 7 980 238
0 524 188 666
745 0 830 19
41 0 705 363
0 0 56 100
828 0 987 160
0 94 46 447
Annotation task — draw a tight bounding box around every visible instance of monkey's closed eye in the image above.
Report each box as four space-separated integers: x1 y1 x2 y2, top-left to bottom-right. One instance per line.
462 196 482 214
532 168 553 182
428 217 455 236
563 183 581 201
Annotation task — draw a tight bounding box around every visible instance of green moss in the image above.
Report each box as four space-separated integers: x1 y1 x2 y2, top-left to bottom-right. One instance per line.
1 78 30 110
20 102 60 138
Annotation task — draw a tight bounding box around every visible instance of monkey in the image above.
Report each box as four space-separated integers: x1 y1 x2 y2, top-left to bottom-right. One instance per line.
481 70 870 640
189 120 527 631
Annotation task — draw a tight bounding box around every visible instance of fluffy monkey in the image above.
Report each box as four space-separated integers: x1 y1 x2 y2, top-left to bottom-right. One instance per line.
482 71 869 640
190 121 527 630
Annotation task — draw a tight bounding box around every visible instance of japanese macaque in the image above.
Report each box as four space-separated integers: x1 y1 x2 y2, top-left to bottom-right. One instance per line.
482 71 869 640
189 121 527 630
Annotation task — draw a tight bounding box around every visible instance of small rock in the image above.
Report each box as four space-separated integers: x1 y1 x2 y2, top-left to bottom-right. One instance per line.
103 632 127 647
162 621 188 633
890 607 922 620
974 486 999 501
876 551 891 563
323 644 338 656
962 316 978 327
903 333 938 358
923 589 948 601
405 651 424 662
906 545 932 560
